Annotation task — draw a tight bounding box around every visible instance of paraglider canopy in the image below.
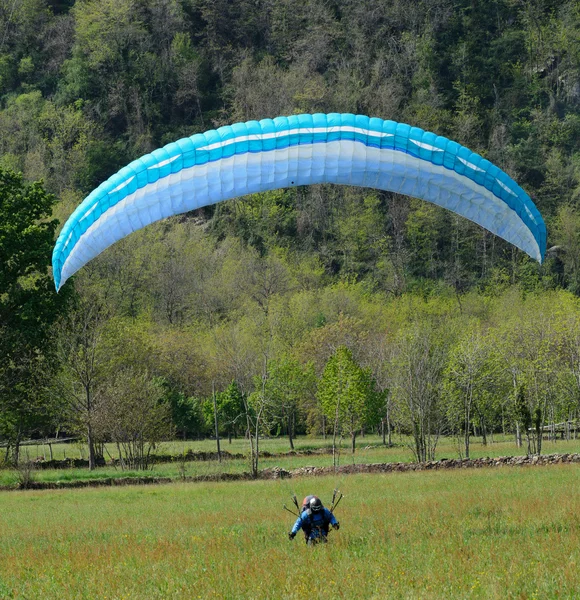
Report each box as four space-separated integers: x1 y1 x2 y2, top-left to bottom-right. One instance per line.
52 113 546 290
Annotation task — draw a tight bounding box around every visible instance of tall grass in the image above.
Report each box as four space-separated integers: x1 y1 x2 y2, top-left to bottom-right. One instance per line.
0 465 578 598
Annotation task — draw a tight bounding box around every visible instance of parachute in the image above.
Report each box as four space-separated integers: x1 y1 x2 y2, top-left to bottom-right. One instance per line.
52 113 546 290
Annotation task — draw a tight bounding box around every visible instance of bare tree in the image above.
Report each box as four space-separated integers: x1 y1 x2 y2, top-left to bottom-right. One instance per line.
209 314 267 477
391 324 446 462
98 369 172 470
360 332 395 446
55 289 110 470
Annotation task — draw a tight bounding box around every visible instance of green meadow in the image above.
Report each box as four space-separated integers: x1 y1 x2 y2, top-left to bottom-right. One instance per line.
3 435 579 488
0 464 578 599
15 433 577 462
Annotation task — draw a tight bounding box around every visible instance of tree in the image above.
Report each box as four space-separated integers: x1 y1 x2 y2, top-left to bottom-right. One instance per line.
263 356 315 450
211 381 245 443
551 204 580 294
201 380 245 459
558 312 580 438
98 368 172 470
318 346 383 464
444 327 496 459
161 380 205 440
360 332 395 446
55 288 110 470
209 311 268 477
391 323 446 463
494 292 567 454
0 168 71 465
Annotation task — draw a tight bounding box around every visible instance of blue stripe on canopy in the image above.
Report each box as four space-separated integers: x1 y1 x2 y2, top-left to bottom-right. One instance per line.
52 113 546 290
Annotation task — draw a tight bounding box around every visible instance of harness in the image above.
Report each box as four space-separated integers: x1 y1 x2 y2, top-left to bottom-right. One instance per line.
302 509 330 539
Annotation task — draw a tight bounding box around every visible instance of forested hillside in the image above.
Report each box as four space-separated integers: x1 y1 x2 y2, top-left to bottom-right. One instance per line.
1 0 580 467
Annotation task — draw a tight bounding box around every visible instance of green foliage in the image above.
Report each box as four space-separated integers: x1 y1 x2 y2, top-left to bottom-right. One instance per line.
318 346 383 453
261 357 316 445
99 368 172 470
444 325 499 456
0 168 71 459
1 0 579 291
3 0 580 458
202 381 244 440
160 380 205 440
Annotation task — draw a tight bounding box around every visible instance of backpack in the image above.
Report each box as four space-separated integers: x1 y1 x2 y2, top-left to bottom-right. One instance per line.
302 508 330 539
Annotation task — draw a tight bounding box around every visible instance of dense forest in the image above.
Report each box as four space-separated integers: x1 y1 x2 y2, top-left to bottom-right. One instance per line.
1 0 580 471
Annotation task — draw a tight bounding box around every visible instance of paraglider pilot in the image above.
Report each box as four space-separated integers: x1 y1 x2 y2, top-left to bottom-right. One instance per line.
289 496 339 544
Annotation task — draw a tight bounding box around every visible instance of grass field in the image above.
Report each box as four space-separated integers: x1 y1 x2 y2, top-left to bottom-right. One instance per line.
0 464 578 599
16 432 580 462
3 435 579 488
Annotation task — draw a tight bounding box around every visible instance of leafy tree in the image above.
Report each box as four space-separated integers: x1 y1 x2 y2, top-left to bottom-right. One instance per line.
161 380 206 440
335 192 389 279
491 291 568 453
360 332 395 446
263 357 315 450
444 327 496 458
551 204 580 294
203 380 244 443
318 346 383 463
0 168 71 464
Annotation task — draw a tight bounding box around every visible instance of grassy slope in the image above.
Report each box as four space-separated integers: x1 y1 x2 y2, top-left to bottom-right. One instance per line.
0 465 578 599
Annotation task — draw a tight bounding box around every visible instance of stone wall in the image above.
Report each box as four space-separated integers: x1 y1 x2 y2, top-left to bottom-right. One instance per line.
263 453 580 479
5 453 578 491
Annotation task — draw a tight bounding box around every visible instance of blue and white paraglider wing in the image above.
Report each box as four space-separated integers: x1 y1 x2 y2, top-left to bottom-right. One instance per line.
52 113 546 290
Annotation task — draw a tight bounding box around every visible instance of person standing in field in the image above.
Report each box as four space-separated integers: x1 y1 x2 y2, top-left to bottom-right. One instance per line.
289 496 339 544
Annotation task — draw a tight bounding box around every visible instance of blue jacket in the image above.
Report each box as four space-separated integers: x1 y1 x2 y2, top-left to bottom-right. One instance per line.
291 507 337 539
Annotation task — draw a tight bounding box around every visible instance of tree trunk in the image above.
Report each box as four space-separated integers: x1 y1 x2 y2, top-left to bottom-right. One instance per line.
253 416 260 478
13 439 21 467
414 421 426 462
212 382 221 463
526 429 532 456
464 403 470 460
331 419 338 467
87 423 96 471
332 393 341 468
351 430 357 454
288 413 294 450
117 441 125 470
244 401 256 476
